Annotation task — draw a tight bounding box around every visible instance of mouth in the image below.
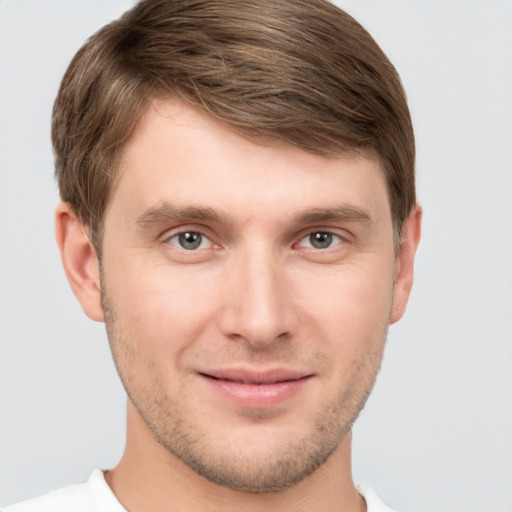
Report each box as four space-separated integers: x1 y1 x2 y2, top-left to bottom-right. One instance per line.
198 369 313 407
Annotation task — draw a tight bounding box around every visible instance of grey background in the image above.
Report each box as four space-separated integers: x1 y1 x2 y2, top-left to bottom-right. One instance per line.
1 1 511 510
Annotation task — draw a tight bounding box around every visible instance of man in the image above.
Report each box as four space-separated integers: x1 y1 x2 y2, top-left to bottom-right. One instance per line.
5 0 421 510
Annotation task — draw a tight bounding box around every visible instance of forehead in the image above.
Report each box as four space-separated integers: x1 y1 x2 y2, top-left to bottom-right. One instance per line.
108 99 391 229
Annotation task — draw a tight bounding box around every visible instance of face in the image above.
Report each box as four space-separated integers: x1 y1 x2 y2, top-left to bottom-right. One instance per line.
98 100 402 491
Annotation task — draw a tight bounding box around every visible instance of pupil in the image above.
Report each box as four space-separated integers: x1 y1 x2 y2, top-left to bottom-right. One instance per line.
179 232 201 250
311 232 332 249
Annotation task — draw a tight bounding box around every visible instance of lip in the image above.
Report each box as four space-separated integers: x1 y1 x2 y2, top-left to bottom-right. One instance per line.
198 368 313 408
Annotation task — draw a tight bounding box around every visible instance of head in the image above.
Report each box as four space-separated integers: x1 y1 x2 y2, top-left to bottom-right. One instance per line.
54 0 421 495
53 0 415 255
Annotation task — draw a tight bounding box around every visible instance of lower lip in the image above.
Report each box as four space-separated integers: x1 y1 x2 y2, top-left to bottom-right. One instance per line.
200 375 311 408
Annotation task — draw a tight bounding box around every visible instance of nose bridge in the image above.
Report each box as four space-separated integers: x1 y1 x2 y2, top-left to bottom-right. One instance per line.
220 241 295 347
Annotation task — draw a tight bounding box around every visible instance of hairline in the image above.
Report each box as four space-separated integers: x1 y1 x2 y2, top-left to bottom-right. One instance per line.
87 98 403 259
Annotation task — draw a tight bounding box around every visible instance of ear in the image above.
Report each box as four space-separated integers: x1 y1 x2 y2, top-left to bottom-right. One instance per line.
55 202 104 322
390 204 422 324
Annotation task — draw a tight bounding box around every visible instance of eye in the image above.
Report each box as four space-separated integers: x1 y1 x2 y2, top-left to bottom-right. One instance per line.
167 231 212 250
297 231 343 250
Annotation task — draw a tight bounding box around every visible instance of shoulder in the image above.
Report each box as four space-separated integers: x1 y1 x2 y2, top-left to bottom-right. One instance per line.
3 470 125 512
3 481 95 512
357 484 401 512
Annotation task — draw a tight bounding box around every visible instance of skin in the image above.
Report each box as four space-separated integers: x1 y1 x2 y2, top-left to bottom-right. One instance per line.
56 99 421 512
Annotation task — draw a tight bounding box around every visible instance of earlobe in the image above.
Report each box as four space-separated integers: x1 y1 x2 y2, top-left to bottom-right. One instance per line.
55 203 104 322
390 205 422 324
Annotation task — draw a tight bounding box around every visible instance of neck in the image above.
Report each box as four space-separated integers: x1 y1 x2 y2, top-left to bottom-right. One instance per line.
105 403 366 512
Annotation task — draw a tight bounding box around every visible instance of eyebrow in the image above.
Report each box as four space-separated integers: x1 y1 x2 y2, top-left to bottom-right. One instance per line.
135 201 372 228
135 202 234 227
293 205 373 225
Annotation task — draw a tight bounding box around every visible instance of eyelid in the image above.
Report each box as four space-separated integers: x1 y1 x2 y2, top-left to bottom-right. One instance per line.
169 232 213 250
161 225 218 250
295 231 342 249
159 224 351 252
294 227 351 246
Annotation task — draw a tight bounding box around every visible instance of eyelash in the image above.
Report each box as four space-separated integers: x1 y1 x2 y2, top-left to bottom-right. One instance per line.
166 231 217 251
295 231 344 250
164 229 346 252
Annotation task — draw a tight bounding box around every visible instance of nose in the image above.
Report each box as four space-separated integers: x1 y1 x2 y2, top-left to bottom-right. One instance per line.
218 246 298 348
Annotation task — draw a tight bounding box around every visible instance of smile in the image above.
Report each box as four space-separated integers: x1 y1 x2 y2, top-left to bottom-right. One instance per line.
198 369 313 407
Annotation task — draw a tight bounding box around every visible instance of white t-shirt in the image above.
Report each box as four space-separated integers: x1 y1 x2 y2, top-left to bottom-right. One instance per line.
3 470 399 512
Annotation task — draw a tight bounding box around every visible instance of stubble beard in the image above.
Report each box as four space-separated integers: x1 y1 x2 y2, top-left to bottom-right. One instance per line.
101 288 385 492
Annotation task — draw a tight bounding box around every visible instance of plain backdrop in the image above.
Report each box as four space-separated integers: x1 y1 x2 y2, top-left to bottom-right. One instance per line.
0 1 511 510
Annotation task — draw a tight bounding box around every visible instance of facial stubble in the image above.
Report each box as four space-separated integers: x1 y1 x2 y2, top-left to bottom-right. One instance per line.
101 284 385 492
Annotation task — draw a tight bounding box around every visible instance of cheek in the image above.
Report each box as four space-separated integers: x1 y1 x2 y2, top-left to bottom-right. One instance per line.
294 261 395 349
290 264 390 429
103 259 221 354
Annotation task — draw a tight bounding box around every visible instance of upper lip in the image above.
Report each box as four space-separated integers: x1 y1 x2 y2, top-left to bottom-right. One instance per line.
199 368 311 384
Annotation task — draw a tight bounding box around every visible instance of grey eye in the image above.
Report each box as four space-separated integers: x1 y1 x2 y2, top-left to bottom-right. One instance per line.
309 232 333 249
177 231 203 250
296 231 343 251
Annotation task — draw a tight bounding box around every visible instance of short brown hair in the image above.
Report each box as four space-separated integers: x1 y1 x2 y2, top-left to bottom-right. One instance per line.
52 0 415 250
